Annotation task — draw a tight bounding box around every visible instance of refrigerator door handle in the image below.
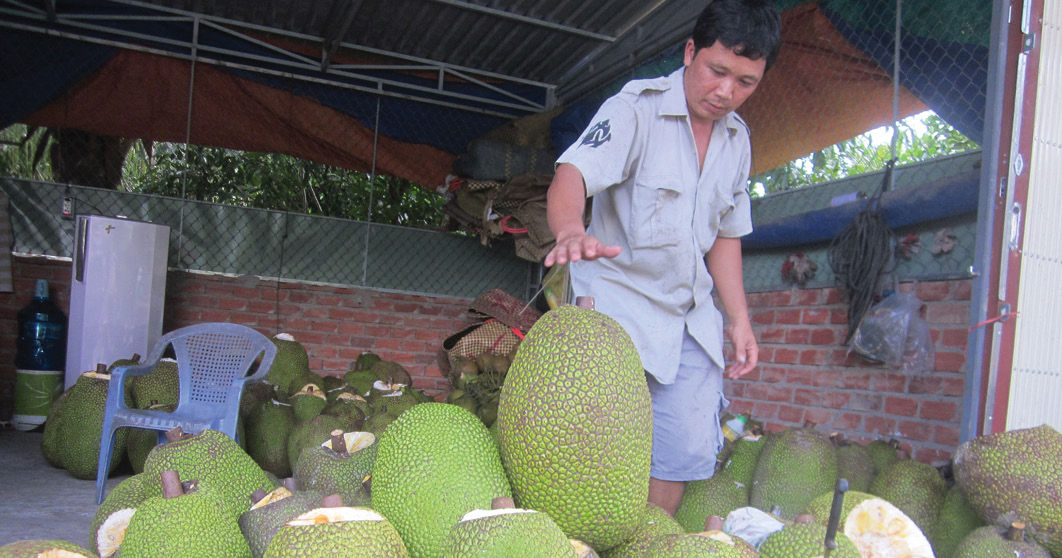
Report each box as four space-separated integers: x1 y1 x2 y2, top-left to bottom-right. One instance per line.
74 217 88 282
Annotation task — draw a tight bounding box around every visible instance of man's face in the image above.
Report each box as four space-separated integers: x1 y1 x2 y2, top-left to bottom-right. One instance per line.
682 39 766 124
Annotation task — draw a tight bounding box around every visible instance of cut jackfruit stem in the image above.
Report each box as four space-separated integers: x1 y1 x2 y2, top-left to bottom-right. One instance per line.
160 470 184 498
492 496 516 510
330 430 348 455
96 363 108 374
320 494 343 508
574 296 594 309
165 426 185 443
1007 522 1027 542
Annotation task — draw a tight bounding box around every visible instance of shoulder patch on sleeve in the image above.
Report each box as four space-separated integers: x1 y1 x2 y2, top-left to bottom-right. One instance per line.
618 76 672 97
730 112 750 136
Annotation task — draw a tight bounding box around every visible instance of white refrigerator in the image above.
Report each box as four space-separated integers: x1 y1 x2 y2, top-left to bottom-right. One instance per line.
64 215 170 388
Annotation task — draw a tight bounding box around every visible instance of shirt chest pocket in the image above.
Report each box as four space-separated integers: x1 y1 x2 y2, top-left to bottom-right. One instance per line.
630 176 684 249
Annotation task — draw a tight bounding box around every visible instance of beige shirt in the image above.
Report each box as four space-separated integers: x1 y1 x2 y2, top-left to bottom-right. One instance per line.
557 66 753 383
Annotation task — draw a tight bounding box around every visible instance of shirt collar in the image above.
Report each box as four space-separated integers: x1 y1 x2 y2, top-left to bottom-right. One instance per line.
660 66 742 137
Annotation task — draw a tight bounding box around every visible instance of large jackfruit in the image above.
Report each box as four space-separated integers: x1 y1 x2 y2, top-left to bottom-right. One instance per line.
264 505 409 558
266 334 312 398
674 470 749 533
245 399 296 478
497 304 651 551
833 437 876 493
869 458 947 543
0 539 97 557
600 503 684 558
58 371 127 480
749 425 837 519
932 484 985 558
446 506 577 558
128 358 178 409
953 523 1052 558
759 519 861 558
953 423 1062 556
371 402 511 558
239 487 327 558
293 431 376 507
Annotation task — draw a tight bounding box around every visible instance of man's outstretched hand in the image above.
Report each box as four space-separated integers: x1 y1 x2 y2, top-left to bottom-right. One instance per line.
544 231 622 267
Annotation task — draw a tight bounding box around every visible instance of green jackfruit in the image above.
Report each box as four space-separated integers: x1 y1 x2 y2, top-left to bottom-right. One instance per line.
368 360 411 386
92 472 160 558
354 352 382 371
119 476 251 558
497 304 651 551
600 503 684 558
293 431 376 507
40 386 72 468
644 529 760 558
372 402 511 558
321 392 368 430
759 519 861 558
59 372 127 480
834 438 876 493
932 484 985 558
263 505 408 557
675 470 749 533
953 423 1062 556
239 487 326 558
749 425 837 519
246 399 296 478
129 358 178 409
721 433 767 487
869 458 947 542
142 428 273 520
0 539 97 557
342 369 377 397
285 414 345 470
240 381 277 419
290 384 328 422
446 507 577 558
267 334 311 398
953 523 1052 558
865 438 902 475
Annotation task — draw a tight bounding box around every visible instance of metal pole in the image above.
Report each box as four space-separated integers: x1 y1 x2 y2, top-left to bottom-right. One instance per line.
361 95 381 285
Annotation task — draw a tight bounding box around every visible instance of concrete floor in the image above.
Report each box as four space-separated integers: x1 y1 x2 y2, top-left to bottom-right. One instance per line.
0 427 129 550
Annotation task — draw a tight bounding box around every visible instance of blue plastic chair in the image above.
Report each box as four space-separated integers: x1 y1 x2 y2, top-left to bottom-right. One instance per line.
95 322 277 503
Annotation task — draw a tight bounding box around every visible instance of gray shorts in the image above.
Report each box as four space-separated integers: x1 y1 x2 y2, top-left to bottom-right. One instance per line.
646 329 727 482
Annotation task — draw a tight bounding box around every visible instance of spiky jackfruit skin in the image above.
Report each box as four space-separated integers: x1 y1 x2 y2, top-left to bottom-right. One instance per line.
869 458 947 542
600 503 683 558
446 510 577 558
142 429 273 520
749 426 837 520
40 387 72 467
125 429 159 475
91 473 159 557
722 434 767 487
129 358 179 409
675 470 749 533
0 539 97 557
119 483 251 558
953 524 1052 558
497 305 651 552
835 441 876 493
286 414 345 470
953 424 1062 556
293 436 377 507
263 509 408 558
865 439 901 475
372 403 511 558
239 490 326 558
246 399 295 477
802 489 875 525
644 532 760 558
290 387 327 422
59 373 127 480
759 521 861 558
932 484 985 558
267 335 311 398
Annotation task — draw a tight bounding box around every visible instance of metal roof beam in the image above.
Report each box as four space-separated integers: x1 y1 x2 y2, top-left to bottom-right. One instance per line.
320 0 361 72
421 0 616 42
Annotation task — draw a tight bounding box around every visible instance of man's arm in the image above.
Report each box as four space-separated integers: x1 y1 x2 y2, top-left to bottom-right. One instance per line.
706 237 758 378
543 163 621 267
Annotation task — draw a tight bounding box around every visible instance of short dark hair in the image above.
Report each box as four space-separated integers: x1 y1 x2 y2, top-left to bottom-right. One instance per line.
692 0 782 72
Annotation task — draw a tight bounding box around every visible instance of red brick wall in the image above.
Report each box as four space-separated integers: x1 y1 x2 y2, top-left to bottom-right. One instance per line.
2 256 970 464
0 256 478 417
729 280 971 463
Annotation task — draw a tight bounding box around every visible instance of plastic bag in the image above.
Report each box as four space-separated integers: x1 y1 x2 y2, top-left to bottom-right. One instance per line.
723 507 786 548
851 291 934 372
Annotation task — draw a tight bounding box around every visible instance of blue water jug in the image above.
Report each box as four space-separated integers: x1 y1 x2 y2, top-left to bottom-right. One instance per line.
16 279 67 372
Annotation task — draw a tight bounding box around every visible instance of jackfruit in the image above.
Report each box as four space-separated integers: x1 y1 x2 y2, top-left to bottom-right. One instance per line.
320 392 368 430
342 369 377 396
749 425 838 519
932 484 984 558
285 413 345 470
263 504 409 557
240 381 277 419
141 428 273 520
953 522 1052 558
129 358 178 409
369 360 412 386
802 489 875 525
239 487 326 558
372 402 511 558
842 495 935 557
868 458 947 542
759 517 861 558
267 334 311 398
290 383 328 422
497 304 651 551
722 433 767 487
446 505 577 558
675 470 749 533
40 386 72 468
865 438 902 476
833 437 876 493
644 528 760 558
0 539 97 557
119 472 251 557
59 371 126 480
600 503 684 558
246 399 296 477
953 424 1062 556
293 430 376 507
91 473 160 557
354 352 382 371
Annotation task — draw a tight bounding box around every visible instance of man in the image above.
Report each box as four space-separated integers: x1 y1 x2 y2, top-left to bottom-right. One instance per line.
544 0 782 515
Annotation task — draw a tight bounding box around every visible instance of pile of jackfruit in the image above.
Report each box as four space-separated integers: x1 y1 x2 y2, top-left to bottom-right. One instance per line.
9 307 1062 558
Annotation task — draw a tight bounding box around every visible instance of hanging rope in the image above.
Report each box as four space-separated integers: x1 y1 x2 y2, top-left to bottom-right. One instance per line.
828 161 897 344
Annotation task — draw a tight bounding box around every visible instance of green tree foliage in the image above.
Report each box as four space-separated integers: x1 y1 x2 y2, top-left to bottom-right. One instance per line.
750 112 980 197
